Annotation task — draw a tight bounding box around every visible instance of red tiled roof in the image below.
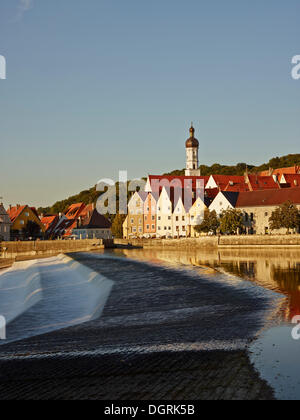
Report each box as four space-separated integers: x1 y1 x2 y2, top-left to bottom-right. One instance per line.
77 209 111 229
280 174 300 188
41 215 59 234
246 175 280 191
205 188 219 199
260 166 300 177
7 205 27 223
65 203 86 220
236 187 300 208
224 181 250 192
148 175 209 192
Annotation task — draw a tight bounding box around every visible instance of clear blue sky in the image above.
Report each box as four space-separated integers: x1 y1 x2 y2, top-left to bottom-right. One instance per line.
0 0 299 208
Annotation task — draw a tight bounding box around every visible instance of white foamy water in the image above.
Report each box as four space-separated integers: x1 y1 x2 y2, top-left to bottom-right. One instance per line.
0 256 113 345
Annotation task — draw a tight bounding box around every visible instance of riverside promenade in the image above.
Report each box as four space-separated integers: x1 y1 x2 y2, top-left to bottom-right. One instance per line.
116 235 300 249
0 252 282 400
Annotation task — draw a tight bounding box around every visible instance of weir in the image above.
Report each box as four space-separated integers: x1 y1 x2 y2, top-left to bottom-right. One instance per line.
0 255 114 345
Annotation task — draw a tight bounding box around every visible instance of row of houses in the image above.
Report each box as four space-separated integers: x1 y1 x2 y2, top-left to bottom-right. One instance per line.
123 171 300 238
0 202 112 241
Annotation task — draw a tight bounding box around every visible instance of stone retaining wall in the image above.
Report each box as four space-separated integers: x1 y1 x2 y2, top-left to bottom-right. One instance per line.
115 235 300 249
0 239 113 259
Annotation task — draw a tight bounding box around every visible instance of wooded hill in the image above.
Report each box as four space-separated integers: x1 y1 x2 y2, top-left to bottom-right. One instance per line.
38 154 300 215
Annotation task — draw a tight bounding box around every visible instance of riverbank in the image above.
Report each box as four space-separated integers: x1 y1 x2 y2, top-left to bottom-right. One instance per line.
0 239 113 265
116 234 300 249
0 251 282 400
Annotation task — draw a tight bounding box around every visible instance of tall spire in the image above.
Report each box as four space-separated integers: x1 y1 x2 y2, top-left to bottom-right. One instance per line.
189 123 195 138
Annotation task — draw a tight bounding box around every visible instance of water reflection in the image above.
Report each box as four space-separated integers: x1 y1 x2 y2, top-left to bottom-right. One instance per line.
110 247 300 321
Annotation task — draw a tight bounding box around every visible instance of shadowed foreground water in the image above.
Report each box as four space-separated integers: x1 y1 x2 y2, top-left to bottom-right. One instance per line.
113 247 300 400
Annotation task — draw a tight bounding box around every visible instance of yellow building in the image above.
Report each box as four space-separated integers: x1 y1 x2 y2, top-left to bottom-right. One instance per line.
7 205 45 240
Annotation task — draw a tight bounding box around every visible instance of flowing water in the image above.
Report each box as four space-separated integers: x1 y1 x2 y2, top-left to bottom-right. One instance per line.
108 247 300 400
1 247 300 399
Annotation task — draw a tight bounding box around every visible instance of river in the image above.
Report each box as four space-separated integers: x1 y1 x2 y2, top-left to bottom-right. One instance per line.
108 247 300 400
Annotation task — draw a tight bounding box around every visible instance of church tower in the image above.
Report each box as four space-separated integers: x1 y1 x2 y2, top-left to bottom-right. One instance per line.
185 124 200 176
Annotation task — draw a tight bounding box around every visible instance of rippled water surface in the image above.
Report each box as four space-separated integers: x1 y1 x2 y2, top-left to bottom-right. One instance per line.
108 247 300 399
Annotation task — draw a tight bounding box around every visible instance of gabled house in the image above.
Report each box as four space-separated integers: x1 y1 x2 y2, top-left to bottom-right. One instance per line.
40 215 60 239
236 187 300 235
7 205 45 240
126 192 148 238
0 204 11 241
156 187 174 238
171 187 195 238
209 191 239 215
73 209 112 240
143 192 159 238
56 203 95 238
189 196 212 237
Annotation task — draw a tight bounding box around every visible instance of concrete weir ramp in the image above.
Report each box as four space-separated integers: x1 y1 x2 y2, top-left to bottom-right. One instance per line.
0 255 114 345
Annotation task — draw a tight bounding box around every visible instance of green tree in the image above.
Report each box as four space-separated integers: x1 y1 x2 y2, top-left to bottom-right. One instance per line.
269 201 300 234
195 209 220 235
22 221 43 240
111 213 126 238
220 209 244 235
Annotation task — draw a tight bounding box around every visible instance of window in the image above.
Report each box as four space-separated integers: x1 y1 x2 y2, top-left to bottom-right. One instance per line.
182 216 185 221
158 216 161 221
25 212 29 217
131 219 134 224
152 216 155 221
265 212 268 217
176 216 179 221
182 226 185 231
158 226 161 231
168 227 171 230
132 227 137 233
168 216 171 220
20 220 24 225
139 227 142 233
164 226 167 230
146 225 150 230
152 225 155 230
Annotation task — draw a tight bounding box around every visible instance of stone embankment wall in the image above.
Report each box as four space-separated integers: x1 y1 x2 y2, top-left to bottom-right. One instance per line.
0 239 114 259
115 235 300 249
